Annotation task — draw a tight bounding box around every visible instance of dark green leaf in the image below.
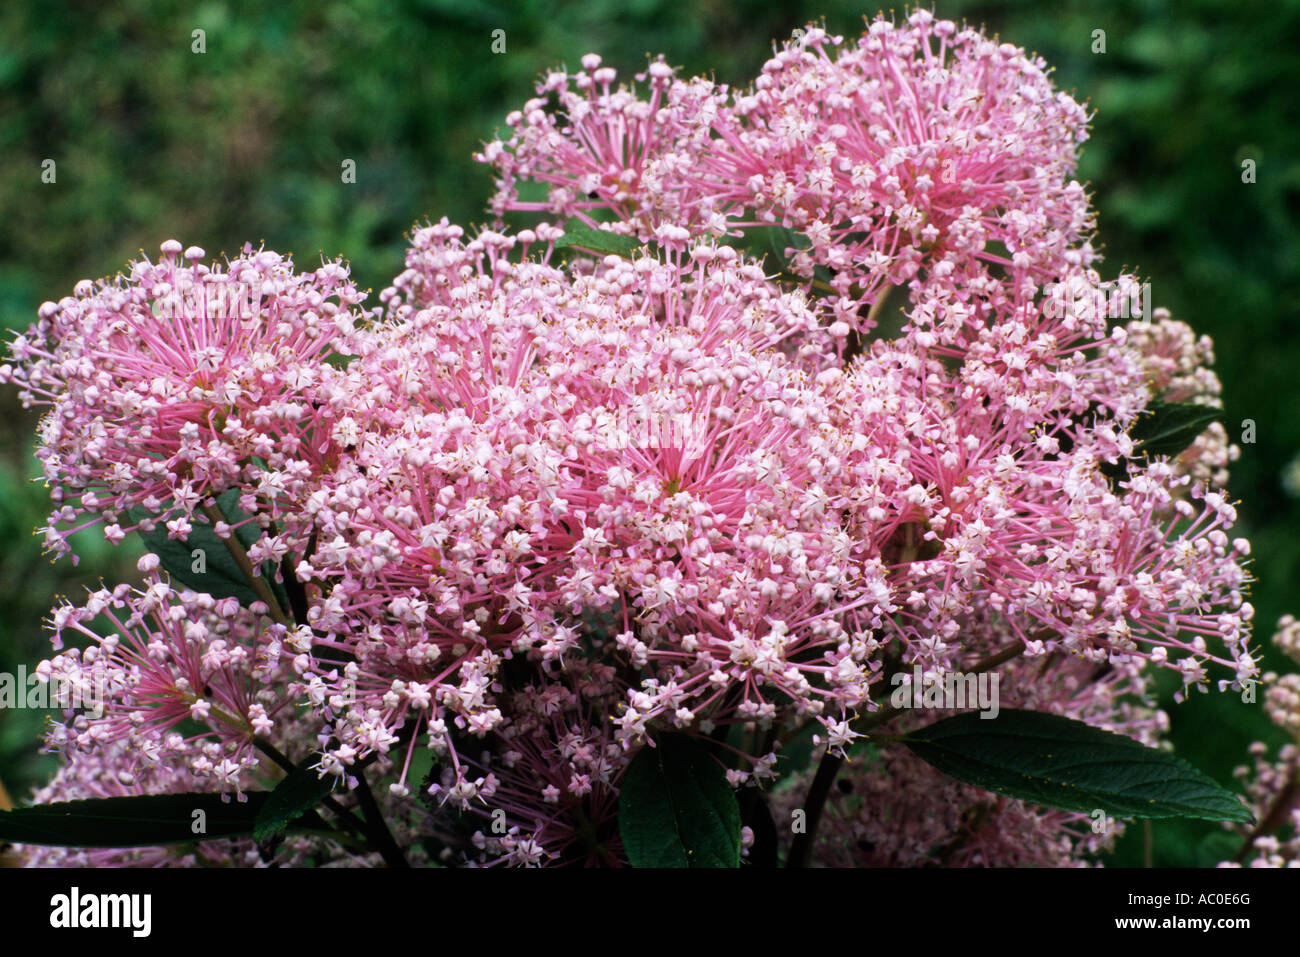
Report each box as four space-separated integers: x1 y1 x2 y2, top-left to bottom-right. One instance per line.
134 488 289 609
903 709 1252 823
1099 400 1223 484
618 733 742 868
1131 400 1222 459
0 792 271 847
254 761 336 841
555 223 643 258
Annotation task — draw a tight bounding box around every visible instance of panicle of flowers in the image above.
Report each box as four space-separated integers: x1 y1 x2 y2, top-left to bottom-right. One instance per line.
483 11 1096 325
36 559 310 794
700 11 1095 313
479 56 726 237
0 241 368 558
5 8 1283 870
823 328 1253 696
291 221 869 777
1220 617 1300 868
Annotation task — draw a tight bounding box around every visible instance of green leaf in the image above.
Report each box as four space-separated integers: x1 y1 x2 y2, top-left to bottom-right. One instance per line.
323 352 354 370
554 223 643 258
254 761 336 841
903 710 1253 823
1099 400 1224 484
618 734 742 868
732 224 803 270
725 224 840 290
134 488 289 609
0 792 272 847
1131 400 1222 459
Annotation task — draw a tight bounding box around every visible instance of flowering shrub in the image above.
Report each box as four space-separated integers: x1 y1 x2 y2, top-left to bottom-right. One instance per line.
0 11 1292 869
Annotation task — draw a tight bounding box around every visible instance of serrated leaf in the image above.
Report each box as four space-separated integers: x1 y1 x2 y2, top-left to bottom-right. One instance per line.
903 710 1253 823
134 488 289 610
1131 400 1221 459
0 792 271 847
618 734 741 868
254 762 336 841
554 223 643 258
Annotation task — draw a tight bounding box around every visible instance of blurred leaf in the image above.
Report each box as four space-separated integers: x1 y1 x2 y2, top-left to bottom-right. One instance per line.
555 222 642 258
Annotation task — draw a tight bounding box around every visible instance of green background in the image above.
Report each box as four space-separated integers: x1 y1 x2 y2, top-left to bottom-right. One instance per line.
1 0 1297 865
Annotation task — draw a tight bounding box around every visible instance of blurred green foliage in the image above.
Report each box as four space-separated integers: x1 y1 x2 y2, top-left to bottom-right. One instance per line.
1 0 1296 864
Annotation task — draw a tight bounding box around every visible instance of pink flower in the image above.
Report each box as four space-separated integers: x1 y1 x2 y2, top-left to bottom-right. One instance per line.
484 13 1096 326
38 574 305 790
2 241 368 556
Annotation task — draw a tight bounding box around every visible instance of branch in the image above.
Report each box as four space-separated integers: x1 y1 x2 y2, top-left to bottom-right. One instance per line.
352 769 409 868
784 748 843 869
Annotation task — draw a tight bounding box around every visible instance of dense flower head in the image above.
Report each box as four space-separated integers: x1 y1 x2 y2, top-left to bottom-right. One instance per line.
483 11 1096 323
480 57 727 238
826 350 1255 695
0 240 368 558
5 10 1286 870
294 224 871 774
36 567 310 790
265 219 1257 805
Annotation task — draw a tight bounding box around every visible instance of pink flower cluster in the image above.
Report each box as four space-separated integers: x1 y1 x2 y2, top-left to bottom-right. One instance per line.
1221 616 1300 868
483 11 1095 325
0 243 365 560
1124 308 1240 487
6 13 1270 867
